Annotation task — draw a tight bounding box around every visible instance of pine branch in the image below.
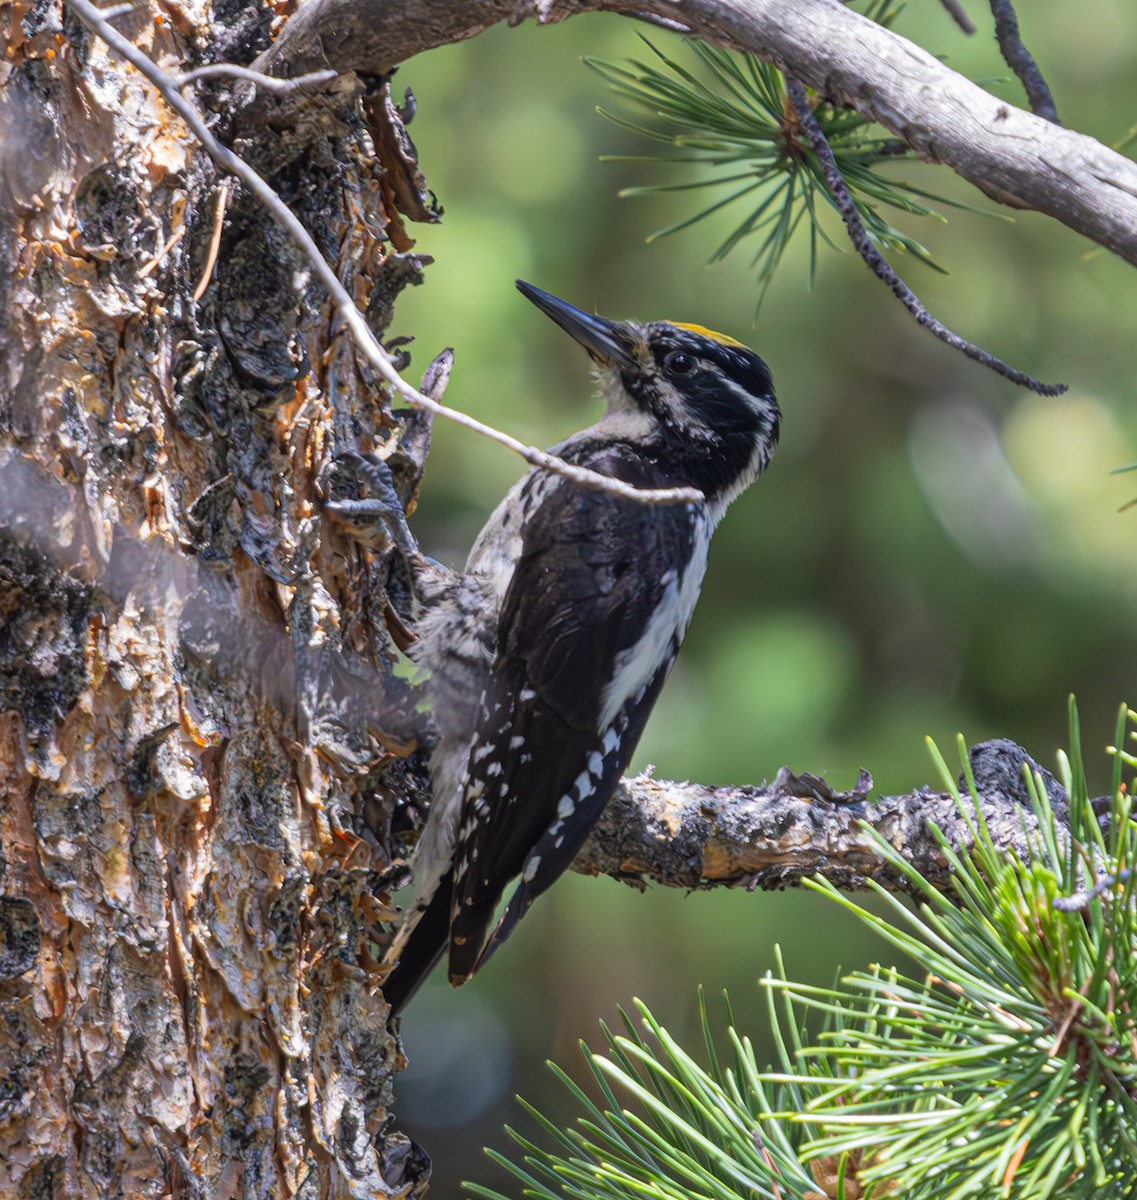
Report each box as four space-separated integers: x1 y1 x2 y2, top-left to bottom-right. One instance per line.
574 738 1064 894
484 708 1137 1200
250 0 1137 266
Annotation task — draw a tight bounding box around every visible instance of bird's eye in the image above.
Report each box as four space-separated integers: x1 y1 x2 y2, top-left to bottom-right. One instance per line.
665 352 695 375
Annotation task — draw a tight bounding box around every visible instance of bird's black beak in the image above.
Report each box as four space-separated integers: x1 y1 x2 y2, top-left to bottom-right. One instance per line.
516 281 637 369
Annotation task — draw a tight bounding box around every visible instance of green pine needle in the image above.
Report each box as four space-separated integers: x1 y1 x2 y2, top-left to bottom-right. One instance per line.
470 703 1137 1200
584 10 991 299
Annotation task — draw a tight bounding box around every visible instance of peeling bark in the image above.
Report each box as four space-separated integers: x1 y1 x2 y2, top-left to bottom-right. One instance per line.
1 3 433 1194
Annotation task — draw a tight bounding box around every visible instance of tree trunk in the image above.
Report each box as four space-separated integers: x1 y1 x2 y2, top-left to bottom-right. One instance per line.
1 5 435 1195
2 2 1131 1197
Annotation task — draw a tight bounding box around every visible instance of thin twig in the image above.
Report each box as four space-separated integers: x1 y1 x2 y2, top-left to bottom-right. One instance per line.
66 0 703 509
1054 866 1132 911
989 0 1060 124
192 180 228 302
784 76 1066 396
178 63 340 94
138 224 184 277
628 10 695 35
937 0 977 35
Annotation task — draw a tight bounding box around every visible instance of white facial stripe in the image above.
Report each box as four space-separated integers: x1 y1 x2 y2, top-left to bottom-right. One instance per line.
718 374 774 417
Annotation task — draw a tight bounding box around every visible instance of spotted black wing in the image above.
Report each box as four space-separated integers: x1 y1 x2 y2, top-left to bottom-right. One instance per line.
446 447 698 981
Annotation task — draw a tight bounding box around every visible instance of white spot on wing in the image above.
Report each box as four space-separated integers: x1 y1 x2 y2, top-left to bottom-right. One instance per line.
557 794 575 820
523 855 540 882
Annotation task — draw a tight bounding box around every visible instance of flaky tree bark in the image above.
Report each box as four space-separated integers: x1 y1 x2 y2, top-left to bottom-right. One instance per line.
1 5 434 1195
0 1 1127 1197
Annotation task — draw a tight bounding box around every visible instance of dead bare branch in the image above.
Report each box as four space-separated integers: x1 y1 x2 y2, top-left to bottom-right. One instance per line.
575 741 1066 894
251 0 1137 266
177 64 340 93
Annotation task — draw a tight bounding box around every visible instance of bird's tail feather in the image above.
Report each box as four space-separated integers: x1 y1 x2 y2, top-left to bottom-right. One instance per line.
386 877 537 1012
382 877 453 1017
476 881 533 975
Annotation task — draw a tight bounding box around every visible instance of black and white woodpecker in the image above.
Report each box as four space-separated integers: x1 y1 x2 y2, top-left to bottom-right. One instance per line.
381 281 780 1015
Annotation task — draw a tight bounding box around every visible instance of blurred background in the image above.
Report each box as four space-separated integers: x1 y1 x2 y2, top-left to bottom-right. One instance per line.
388 3 1137 1192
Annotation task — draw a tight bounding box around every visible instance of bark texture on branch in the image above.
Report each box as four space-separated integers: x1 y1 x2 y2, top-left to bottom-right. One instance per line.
575 738 1066 893
254 0 1137 266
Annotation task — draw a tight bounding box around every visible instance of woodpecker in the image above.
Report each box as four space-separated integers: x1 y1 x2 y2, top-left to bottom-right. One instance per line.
382 281 780 1015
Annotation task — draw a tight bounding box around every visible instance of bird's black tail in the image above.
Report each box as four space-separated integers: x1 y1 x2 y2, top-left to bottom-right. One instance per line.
382 876 453 1018
452 877 533 983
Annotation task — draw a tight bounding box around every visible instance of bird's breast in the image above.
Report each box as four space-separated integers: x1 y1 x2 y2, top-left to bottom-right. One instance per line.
597 513 711 732
466 469 555 603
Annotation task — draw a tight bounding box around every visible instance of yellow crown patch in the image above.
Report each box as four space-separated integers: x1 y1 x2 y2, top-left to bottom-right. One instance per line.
668 322 747 349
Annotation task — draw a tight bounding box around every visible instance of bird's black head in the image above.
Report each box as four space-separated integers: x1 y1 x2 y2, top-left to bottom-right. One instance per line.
517 280 780 508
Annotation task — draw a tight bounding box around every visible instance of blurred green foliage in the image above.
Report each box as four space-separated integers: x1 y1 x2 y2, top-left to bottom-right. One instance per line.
390 4 1137 1193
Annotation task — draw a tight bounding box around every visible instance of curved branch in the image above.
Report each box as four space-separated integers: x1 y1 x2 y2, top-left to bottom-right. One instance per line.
253 0 1137 266
989 0 1060 124
784 75 1064 395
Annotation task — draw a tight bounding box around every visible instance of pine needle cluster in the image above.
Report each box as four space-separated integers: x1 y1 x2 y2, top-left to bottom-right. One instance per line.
470 701 1137 1199
583 3 973 298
